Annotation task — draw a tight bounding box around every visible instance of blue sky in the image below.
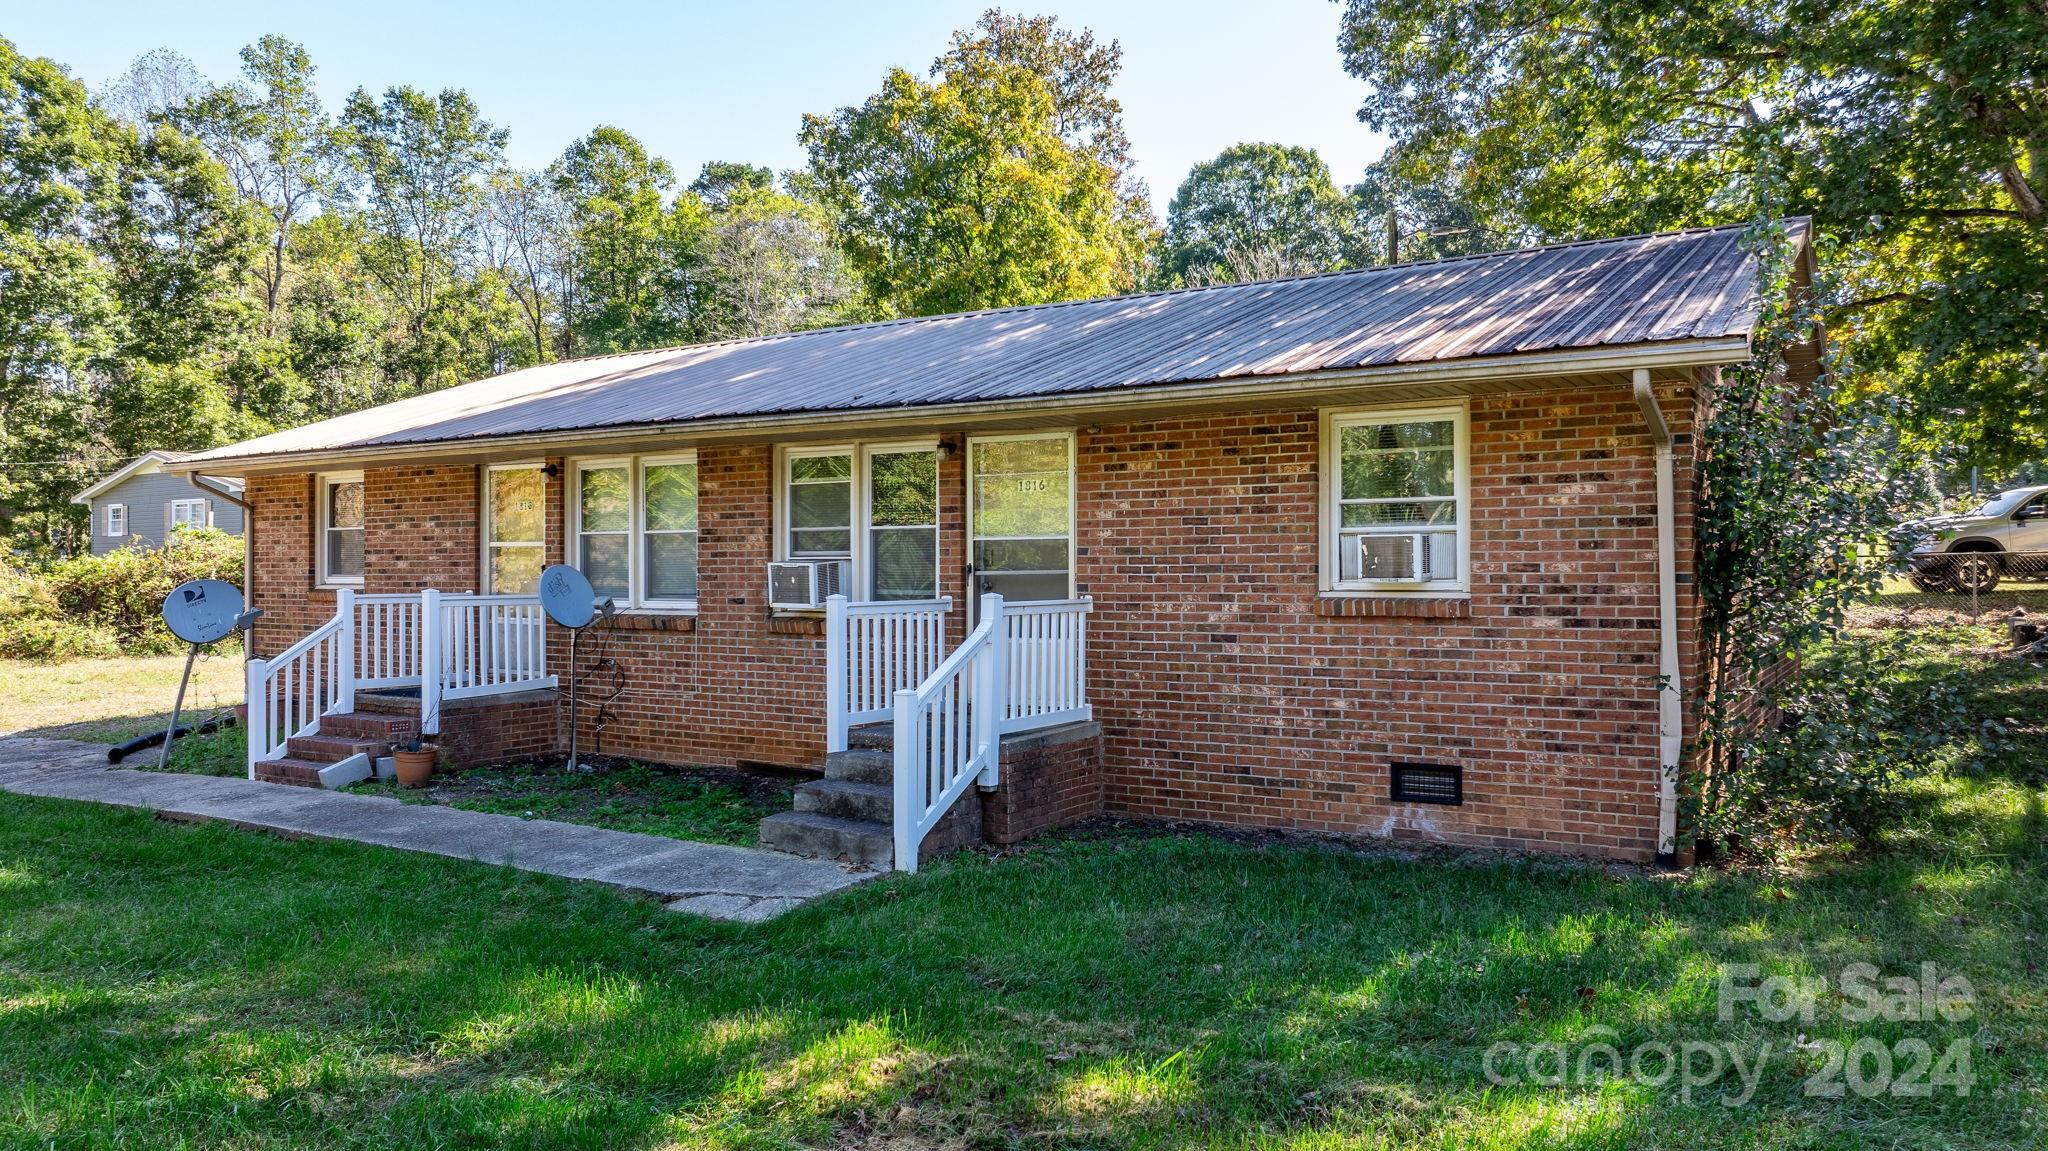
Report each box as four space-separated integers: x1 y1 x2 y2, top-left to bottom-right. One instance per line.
7 0 1389 216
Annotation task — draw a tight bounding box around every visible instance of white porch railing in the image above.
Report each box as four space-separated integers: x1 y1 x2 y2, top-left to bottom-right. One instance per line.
892 593 1007 874
837 592 1091 872
824 595 953 753
246 588 555 776
1000 598 1093 732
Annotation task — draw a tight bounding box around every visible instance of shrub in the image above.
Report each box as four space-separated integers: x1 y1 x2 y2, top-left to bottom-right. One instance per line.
0 616 125 661
42 527 243 647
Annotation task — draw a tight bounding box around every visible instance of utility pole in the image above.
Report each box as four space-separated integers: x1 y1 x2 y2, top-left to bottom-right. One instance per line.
1384 208 1400 265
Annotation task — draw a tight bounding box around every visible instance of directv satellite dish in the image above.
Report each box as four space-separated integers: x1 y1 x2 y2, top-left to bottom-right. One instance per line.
156 579 262 770
539 564 597 629
162 579 246 644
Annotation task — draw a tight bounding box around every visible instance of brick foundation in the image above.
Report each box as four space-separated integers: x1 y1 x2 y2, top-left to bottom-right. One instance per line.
983 722 1105 844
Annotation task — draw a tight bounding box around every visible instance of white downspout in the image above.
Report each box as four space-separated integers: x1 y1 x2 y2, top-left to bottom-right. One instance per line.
1632 369 1682 861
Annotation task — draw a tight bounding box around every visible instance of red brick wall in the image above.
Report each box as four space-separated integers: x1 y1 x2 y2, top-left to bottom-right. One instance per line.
240 374 1695 860
984 722 1105 844
365 464 480 593
1076 380 1692 861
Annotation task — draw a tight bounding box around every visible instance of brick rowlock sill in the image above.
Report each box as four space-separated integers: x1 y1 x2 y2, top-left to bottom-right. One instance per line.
1314 594 1473 620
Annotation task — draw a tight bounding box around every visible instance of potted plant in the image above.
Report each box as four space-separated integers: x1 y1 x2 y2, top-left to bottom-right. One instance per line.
392 738 438 788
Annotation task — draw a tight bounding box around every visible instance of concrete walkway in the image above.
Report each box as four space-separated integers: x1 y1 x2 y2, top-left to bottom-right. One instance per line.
0 736 872 922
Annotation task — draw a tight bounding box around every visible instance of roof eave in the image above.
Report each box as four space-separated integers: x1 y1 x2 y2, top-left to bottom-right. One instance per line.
171 336 1752 478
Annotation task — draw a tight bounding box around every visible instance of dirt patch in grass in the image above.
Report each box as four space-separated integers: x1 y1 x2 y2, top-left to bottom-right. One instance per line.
347 756 800 846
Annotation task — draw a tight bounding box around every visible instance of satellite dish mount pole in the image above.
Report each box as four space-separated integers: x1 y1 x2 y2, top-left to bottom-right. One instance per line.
157 640 204 771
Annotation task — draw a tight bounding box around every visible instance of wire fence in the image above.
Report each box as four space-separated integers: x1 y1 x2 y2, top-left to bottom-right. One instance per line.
1865 550 2048 628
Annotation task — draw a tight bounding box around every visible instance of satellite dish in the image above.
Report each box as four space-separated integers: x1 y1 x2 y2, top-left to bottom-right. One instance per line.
162 579 246 645
539 564 598 629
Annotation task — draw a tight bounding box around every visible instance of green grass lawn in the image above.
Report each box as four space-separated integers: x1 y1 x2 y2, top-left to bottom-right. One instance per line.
0 625 2041 1148
0 649 243 743
346 760 797 847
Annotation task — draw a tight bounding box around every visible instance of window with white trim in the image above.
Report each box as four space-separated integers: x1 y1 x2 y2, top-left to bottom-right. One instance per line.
104 503 127 537
1325 405 1469 592
317 473 364 586
776 443 943 602
484 465 545 594
569 453 697 610
170 498 210 531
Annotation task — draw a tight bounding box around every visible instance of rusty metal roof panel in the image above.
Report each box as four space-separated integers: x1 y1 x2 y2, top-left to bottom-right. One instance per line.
187 222 1787 464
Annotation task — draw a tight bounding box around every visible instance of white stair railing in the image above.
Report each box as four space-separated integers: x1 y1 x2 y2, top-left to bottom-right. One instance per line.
1000 598 1093 732
891 593 1007 874
824 594 953 752
244 609 348 777
246 589 555 770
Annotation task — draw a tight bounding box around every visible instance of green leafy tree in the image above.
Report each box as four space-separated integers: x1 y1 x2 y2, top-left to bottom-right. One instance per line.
801 10 1153 315
1347 147 1528 266
482 168 563 364
335 85 506 391
548 126 681 355
168 36 338 329
1336 0 2048 468
1156 142 1357 287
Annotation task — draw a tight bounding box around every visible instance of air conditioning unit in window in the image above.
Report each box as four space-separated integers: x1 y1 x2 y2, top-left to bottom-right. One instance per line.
767 560 848 610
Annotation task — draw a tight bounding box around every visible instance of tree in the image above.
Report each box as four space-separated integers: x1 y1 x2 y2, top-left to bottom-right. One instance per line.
548 126 683 355
1156 143 1357 286
689 161 772 209
0 39 121 548
801 10 1153 316
482 168 562 364
1336 0 2048 468
168 37 338 329
692 169 854 339
335 84 506 390
1346 147 1529 266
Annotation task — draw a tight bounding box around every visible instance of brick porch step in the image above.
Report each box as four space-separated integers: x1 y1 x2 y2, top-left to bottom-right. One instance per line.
285 734 389 765
319 711 420 740
350 692 421 717
758 811 894 869
253 757 329 787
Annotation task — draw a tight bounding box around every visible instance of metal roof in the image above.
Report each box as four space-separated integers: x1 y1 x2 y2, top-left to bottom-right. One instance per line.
186 221 1795 467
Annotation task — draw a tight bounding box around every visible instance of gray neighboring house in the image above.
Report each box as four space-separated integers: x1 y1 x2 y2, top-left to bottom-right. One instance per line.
71 451 244 554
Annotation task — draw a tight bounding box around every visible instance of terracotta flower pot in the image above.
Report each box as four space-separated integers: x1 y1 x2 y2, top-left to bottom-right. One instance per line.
392 748 437 789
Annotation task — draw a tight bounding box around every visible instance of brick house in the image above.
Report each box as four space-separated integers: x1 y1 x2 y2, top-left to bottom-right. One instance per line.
179 223 1818 869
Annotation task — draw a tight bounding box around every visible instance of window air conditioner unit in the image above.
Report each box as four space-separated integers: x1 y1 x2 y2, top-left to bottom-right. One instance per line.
767 559 848 610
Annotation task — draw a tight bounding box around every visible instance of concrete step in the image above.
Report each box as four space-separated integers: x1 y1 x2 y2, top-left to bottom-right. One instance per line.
351 692 422 717
758 811 892 869
847 724 894 751
253 757 327 788
285 734 388 765
794 778 892 823
320 711 420 740
823 748 893 785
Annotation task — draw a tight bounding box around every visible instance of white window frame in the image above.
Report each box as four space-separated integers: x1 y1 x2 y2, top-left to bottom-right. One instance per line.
773 440 944 603
103 503 127 537
481 462 547 595
566 451 699 612
965 430 1078 610
169 498 210 531
1320 402 1471 595
315 471 365 589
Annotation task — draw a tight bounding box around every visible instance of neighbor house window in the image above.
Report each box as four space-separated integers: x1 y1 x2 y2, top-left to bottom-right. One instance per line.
317 472 364 586
484 465 545 595
569 453 697 610
1324 405 1469 592
775 443 943 603
170 498 209 531
104 503 127 537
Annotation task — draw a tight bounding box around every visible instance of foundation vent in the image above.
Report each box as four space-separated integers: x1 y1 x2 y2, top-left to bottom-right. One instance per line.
1390 762 1463 806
